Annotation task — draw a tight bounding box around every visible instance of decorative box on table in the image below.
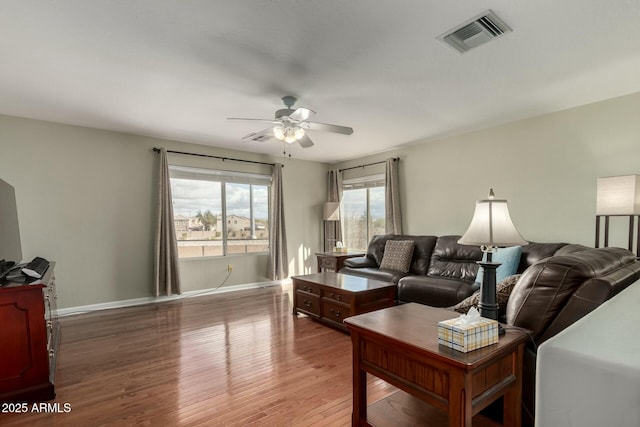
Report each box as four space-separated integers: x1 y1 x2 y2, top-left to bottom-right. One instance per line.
438 316 498 352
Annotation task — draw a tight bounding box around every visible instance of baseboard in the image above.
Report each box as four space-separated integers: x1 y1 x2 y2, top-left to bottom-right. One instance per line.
57 279 291 317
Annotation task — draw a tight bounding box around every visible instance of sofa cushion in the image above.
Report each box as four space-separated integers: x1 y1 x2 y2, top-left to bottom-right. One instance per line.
476 246 522 284
453 274 521 316
408 235 438 275
365 234 437 275
379 240 415 273
553 244 591 256
398 275 476 307
366 234 392 266
518 242 568 273
428 235 482 282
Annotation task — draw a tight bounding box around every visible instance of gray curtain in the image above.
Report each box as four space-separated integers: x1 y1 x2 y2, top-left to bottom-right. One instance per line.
154 148 181 296
385 158 402 234
326 170 343 250
268 163 288 280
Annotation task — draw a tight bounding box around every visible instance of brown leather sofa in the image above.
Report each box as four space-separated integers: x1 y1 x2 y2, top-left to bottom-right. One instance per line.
505 245 640 426
340 234 567 307
341 234 640 426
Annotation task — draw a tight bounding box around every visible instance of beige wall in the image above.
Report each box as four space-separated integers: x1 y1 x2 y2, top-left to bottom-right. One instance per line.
335 91 640 249
0 115 326 309
3 90 639 309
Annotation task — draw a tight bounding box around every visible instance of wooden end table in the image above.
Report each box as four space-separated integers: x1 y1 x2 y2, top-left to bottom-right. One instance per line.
344 303 529 427
315 251 364 273
292 272 396 333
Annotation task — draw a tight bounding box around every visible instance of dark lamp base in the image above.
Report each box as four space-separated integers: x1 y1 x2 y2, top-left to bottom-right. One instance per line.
477 257 505 335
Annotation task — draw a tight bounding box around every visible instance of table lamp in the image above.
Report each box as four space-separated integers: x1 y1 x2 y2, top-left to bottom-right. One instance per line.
458 189 527 330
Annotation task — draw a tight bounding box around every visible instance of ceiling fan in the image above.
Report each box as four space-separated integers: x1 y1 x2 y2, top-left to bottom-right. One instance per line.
228 96 353 148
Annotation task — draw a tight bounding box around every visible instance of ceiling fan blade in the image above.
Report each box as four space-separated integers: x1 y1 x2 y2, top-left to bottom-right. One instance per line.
242 127 274 141
298 134 314 148
306 121 353 135
288 107 315 122
228 117 280 125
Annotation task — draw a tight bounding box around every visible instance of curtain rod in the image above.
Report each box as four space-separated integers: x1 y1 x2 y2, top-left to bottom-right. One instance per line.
153 148 282 168
337 157 399 173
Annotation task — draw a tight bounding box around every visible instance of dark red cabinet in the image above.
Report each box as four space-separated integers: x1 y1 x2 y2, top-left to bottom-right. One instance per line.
0 263 58 402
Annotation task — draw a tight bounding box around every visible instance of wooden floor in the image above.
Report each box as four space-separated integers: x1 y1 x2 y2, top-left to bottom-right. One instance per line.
2 284 400 426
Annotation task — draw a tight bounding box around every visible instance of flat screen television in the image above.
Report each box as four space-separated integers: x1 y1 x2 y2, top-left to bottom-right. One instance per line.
0 178 22 264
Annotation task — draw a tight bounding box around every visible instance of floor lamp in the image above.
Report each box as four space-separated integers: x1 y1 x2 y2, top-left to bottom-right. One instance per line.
323 202 340 252
596 175 640 258
458 189 527 333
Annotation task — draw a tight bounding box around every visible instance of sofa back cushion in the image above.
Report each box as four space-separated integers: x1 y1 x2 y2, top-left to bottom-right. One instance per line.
518 242 568 273
428 235 482 282
507 247 638 342
366 234 437 275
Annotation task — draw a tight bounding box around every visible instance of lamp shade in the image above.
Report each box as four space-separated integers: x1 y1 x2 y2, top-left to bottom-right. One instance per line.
596 175 640 215
323 202 340 221
458 191 527 247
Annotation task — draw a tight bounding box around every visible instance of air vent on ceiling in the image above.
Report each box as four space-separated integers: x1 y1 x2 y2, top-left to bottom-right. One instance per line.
437 10 511 54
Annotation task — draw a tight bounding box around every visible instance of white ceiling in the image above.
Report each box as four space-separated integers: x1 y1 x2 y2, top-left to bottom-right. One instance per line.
2 1 640 163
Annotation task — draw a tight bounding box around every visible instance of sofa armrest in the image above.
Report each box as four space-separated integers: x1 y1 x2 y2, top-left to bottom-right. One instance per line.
343 256 377 269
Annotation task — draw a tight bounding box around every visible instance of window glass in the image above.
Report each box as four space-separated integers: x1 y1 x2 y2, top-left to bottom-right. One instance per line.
341 174 386 251
369 186 386 238
342 188 368 251
225 183 269 254
169 166 270 258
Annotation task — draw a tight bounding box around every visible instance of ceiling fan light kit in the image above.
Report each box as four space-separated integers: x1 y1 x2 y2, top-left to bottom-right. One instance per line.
273 124 305 144
228 96 353 149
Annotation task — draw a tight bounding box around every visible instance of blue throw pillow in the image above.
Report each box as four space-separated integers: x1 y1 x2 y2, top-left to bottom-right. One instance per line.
475 246 522 284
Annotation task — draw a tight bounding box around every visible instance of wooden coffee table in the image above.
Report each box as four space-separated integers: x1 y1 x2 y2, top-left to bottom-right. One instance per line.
292 272 396 332
345 303 529 427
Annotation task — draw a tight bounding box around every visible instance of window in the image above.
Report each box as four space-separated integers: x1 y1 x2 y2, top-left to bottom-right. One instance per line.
341 174 385 251
169 165 270 258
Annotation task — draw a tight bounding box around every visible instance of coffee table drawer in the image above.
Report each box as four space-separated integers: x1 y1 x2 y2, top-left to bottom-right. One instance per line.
323 301 349 324
295 292 320 317
323 289 352 305
296 281 320 296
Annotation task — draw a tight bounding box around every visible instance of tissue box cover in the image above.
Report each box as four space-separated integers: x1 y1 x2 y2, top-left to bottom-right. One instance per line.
438 317 499 352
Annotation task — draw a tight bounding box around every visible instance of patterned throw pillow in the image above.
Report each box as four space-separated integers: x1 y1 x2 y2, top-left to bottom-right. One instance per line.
452 290 481 314
379 240 415 273
453 274 521 316
496 274 521 313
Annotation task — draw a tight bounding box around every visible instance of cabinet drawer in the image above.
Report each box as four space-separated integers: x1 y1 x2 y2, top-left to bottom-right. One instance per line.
322 301 350 325
323 289 352 305
319 257 337 270
296 281 320 296
295 292 320 317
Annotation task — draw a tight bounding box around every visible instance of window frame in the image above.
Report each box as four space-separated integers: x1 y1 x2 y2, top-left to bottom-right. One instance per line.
169 165 271 259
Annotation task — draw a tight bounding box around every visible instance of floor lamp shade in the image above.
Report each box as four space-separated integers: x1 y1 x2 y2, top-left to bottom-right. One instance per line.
323 201 340 252
596 175 640 215
595 175 640 257
323 202 340 221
